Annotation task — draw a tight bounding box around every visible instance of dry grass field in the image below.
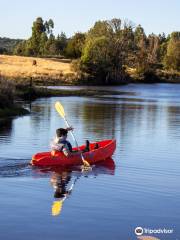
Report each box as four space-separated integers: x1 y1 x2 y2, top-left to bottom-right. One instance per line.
0 55 76 84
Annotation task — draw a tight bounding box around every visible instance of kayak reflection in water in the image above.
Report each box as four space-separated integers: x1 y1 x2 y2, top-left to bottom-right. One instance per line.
51 171 77 216
49 158 115 217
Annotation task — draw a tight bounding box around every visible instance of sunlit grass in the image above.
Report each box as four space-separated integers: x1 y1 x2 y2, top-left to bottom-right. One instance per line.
0 55 74 82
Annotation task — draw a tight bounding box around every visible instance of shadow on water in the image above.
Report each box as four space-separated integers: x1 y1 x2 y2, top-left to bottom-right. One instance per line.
0 119 13 139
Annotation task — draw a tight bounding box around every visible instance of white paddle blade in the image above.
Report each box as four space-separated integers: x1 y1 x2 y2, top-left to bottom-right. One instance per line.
55 101 66 119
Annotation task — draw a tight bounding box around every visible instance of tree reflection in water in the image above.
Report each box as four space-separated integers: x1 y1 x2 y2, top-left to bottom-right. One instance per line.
0 118 13 143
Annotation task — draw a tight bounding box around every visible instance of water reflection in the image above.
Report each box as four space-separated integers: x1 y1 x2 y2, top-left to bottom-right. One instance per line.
37 158 115 217
0 85 180 239
79 99 161 142
167 105 180 139
0 119 13 140
51 171 75 216
80 102 118 138
30 99 52 133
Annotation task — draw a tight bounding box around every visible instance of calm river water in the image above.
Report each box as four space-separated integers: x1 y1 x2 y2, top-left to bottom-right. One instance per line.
0 84 180 240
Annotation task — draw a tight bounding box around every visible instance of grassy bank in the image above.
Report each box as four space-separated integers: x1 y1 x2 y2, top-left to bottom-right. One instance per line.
0 54 78 85
1 55 180 84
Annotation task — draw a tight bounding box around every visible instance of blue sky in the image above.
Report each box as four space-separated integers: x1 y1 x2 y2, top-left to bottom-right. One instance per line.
0 0 179 39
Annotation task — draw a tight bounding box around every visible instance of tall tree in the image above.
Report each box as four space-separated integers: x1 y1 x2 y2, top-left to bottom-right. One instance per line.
134 25 146 46
147 33 160 64
30 17 46 55
56 32 67 54
80 19 134 83
65 32 86 58
45 34 56 55
39 32 48 55
45 19 54 35
164 32 180 70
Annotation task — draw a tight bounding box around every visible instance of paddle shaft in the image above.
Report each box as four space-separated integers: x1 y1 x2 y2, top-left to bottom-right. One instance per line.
63 116 86 161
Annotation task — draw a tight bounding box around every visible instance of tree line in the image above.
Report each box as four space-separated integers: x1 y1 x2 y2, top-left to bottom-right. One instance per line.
12 17 180 83
0 37 22 54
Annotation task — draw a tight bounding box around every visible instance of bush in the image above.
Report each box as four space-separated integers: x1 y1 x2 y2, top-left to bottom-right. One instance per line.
0 78 15 108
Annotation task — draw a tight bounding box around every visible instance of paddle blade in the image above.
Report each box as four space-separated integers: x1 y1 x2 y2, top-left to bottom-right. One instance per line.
83 159 91 168
81 154 91 168
52 201 63 216
55 101 65 119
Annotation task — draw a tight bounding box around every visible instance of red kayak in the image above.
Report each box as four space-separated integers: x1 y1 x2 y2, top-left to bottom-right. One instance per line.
31 139 116 167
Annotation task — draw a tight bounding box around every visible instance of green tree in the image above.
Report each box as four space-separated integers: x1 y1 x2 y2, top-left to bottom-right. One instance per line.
30 17 46 55
81 36 111 81
80 19 133 83
56 32 67 54
164 32 180 70
134 25 146 46
147 33 160 64
44 34 57 55
17 17 54 56
65 32 86 58
45 19 54 35
134 33 148 74
39 32 48 55
24 39 34 56
157 33 168 63
13 40 27 55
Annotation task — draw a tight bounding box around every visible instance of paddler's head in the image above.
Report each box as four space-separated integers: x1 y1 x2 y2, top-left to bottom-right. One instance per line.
56 128 68 139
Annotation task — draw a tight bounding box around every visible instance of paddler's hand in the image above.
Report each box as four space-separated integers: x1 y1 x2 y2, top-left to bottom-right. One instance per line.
66 126 74 131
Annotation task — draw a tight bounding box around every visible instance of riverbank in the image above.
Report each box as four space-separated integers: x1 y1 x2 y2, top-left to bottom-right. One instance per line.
1 55 180 85
0 83 126 118
0 77 29 119
0 105 29 118
16 85 129 100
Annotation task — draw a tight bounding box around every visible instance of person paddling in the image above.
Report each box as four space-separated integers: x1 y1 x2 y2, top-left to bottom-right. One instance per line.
51 127 90 157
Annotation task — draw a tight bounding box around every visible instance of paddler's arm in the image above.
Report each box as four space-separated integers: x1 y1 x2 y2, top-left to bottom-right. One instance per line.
66 126 74 132
63 144 81 157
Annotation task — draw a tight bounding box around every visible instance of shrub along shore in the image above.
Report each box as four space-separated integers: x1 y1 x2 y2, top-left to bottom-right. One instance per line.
0 78 30 118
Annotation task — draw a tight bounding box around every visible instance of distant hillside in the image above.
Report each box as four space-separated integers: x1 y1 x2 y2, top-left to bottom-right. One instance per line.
0 37 22 53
